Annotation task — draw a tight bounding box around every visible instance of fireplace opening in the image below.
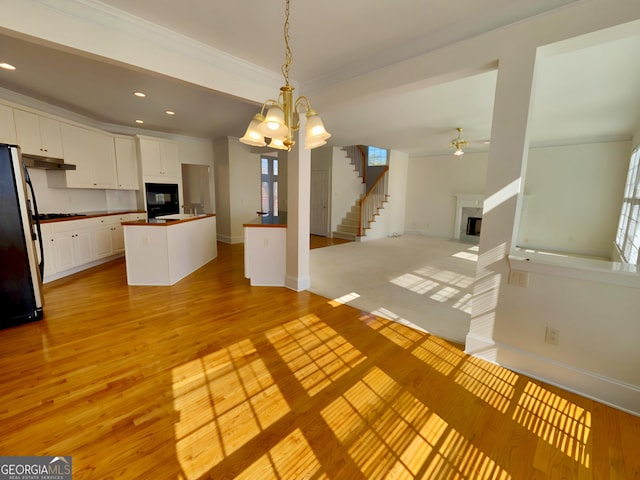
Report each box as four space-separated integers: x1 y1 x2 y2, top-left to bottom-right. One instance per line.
466 217 482 236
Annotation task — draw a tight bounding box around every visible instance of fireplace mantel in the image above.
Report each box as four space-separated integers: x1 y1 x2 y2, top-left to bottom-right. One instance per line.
454 194 484 240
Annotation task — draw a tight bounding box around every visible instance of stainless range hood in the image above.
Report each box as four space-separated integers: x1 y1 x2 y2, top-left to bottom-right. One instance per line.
22 153 76 171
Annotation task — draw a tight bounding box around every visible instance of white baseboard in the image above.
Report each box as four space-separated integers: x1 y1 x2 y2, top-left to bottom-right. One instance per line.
44 253 123 283
465 332 640 416
217 234 244 244
285 274 311 292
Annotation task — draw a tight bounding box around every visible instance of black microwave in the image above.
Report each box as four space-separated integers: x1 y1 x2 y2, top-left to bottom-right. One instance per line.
145 183 179 219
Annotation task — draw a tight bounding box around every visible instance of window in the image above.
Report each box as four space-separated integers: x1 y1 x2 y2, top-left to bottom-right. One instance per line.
367 146 388 166
261 156 278 216
615 145 640 264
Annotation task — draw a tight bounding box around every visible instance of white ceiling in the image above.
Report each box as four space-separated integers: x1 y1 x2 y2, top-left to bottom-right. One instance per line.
0 0 639 156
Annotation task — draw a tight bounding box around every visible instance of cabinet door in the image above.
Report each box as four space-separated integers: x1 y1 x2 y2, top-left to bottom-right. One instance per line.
50 233 75 272
92 224 113 259
114 137 140 189
160 141 179 177
111 221 125 253
138 138 162 176
14 109 42 155
74 230 93 264
38 116 63 158
91 130 117 188
60 123 94 188
42 233 57 278
0 105 17 144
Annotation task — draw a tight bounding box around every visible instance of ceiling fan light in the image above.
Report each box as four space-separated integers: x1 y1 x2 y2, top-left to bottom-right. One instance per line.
258 106 289 138
454 147 464 156
239 114 267 147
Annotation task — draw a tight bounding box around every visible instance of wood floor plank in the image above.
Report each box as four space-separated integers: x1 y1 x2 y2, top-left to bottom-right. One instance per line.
0 241 639 479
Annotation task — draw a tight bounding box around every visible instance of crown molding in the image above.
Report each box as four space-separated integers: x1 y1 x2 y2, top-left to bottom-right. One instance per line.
23 0 282 99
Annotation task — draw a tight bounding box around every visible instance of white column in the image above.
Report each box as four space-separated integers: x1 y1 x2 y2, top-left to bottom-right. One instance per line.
465 46 538 354
285 118 311 291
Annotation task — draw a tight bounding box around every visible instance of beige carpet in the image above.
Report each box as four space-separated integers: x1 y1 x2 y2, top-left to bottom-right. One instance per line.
309 235 479 344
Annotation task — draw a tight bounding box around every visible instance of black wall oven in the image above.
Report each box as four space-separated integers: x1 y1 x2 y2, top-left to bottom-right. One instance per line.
145 183 179 219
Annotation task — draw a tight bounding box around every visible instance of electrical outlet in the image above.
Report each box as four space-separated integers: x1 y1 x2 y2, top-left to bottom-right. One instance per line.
545 327 560 345
509 270 530 287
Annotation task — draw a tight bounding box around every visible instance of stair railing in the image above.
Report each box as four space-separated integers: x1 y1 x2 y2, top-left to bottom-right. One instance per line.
358 166 389 236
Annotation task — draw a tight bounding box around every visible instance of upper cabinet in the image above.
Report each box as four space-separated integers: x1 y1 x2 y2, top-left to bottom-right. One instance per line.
138 136 179 180
0 105 17 144
114 136 140 190
48 123 117 189
14 109 64 158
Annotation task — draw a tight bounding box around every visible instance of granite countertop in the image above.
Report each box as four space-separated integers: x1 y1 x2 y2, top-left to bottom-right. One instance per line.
243 213 287 227
37 210 146 223
122 214 215 227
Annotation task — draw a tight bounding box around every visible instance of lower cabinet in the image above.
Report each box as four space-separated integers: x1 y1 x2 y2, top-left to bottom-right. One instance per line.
47 228 92 273
42 213 145 282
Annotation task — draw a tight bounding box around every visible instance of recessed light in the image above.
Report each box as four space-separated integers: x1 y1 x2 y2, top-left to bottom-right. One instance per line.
0 63 16 71
164 110 175 116
135 119 144 124
133 92 146 98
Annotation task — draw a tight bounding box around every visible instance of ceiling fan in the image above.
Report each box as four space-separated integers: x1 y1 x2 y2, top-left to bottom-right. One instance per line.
450 127 490 156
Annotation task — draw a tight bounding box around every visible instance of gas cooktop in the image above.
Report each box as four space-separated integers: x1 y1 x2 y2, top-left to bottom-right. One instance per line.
37 213 87 220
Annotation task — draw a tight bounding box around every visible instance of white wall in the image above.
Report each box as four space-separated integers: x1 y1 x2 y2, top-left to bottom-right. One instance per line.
213 139 232 242
405 152 488 238
228 139 261 243
518 141 629 258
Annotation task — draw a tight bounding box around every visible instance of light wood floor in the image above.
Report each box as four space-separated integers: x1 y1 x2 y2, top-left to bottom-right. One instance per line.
1 241 638 479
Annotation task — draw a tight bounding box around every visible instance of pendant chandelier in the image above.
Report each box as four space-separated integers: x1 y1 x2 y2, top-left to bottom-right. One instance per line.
239 0 331 151
451 128 467 156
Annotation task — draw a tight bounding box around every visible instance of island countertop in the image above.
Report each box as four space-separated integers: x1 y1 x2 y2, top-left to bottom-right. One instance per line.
122 213 216 226
122 214 217 286
243 213 287 227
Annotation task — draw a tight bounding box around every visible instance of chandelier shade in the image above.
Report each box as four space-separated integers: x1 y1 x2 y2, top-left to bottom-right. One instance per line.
257 106 289 138
239 0 330 151
239 114 267 147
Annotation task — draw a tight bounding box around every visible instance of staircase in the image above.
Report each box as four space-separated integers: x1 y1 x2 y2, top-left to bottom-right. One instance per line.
334 201 362 240
333 146 390 241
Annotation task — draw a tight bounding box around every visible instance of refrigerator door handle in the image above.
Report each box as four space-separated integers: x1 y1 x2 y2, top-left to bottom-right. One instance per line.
23 166 45 278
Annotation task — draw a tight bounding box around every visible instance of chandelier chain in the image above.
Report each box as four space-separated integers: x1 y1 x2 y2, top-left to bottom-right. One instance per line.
281 0 292 86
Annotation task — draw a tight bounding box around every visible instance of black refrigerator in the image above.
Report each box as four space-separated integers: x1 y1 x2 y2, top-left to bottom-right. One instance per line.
0 143 44 325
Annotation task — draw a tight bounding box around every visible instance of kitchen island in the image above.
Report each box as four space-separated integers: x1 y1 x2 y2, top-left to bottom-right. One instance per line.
243 214 287 286
122 214 217 286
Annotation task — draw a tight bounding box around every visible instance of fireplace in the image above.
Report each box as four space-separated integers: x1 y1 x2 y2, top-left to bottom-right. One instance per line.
466 217 482 236
454 194 484 241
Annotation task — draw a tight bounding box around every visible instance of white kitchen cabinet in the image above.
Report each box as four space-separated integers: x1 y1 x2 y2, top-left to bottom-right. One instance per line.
48 124 117 189
92 217 114 259
49 229 92 272
41 213 145 282
114 136 140 190
0 104 17 144
109 213 138 254
14 109 64 158
138 136 179 179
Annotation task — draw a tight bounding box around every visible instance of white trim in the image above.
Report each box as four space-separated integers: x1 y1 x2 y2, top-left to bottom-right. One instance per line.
508 249 640 288
285 274 311 292
465 333 640 416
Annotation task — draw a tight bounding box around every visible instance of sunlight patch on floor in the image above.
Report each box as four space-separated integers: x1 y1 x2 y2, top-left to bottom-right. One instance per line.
329 291 361 307
514 381 591 465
